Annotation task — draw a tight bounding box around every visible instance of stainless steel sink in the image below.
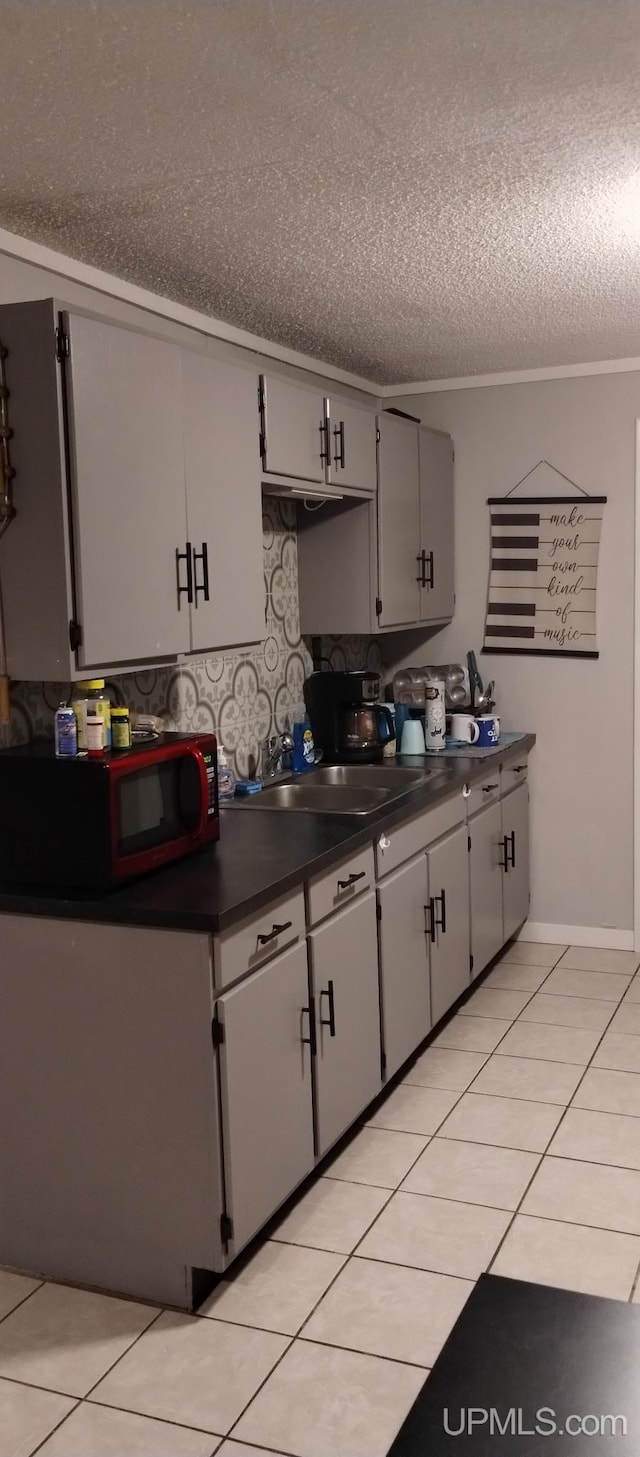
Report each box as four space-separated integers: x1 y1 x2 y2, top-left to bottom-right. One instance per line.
231 763 444 815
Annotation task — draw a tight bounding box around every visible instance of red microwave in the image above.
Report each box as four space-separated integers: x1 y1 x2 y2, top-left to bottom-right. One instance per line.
0 732 219 891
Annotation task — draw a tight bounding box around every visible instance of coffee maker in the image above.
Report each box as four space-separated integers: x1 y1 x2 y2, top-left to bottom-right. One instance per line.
303 671 394 764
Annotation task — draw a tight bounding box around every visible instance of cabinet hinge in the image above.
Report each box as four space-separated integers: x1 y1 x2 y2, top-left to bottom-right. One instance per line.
68 619 83 651
467 834 472 852
211 1013 225 1048
220 1212 233 1245
375 596 383 617
55 326 69 363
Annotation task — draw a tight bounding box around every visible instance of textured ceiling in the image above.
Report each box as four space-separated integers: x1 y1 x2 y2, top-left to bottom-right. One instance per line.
2 0 640 383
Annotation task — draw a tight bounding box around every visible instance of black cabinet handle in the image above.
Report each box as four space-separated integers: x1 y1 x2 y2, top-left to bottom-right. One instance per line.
482 783 499 793
301 997 317 1056
257 920 292 947
337 870 366 890
176 542 193 607
416 550 427 586
424 899 436 942
333 421 345 468
509 830 516 869
193 542 209 604
319 980 336 1036
319 418 331 468
434 887 447 935
426 550 434 588
500 835 510 872
513 765 526 774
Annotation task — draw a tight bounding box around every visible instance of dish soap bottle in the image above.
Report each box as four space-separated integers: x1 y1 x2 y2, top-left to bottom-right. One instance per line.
217 746 236 803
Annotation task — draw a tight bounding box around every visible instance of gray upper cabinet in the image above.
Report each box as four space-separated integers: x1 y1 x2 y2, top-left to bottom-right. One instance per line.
216 940 315 1257
419 426 455 623
427 824 471 1024
376 411 421 628
328 396 377 493
183 352 264 652
65 312 190 668
0 298 265 678
469 800 504 977
378 854 431 1080
260 373 328 484
502 781 530 942
309 891 382 1158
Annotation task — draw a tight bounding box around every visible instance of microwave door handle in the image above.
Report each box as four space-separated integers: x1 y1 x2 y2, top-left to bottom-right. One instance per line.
186 747 211 838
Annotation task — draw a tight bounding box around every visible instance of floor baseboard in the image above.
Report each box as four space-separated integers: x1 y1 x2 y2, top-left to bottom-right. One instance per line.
519 920 634 951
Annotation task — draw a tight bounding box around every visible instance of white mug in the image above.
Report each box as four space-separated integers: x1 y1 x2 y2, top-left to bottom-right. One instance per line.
450 713 479 744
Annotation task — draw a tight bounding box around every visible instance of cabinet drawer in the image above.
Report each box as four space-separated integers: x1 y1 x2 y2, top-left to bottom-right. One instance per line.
214 889 306 989
306 846 375 927
501 758 528 796
466 771 502 818
375 792 465 878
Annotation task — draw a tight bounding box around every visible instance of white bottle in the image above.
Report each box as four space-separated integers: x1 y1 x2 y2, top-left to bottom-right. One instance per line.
217 747 236 802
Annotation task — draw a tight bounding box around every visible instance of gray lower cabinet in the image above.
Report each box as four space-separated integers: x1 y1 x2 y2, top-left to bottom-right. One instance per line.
309 891 382 1157
216 940 315 1256
377 854 431 1080
419 426 455 623
502 780 530 941
469 800 504 978
427 824 471 1023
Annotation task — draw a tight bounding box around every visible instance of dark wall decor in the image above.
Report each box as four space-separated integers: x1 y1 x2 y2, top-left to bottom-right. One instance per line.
483 461 606 659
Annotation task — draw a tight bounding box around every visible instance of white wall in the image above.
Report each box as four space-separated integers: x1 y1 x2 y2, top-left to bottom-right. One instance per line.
392 375 640 939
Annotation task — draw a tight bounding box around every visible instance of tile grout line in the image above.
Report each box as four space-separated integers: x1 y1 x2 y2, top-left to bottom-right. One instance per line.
0 1281 44 1330
23 1397 83 1457
486 972 639 1287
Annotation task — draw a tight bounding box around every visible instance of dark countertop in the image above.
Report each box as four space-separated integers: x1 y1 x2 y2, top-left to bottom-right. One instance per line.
0 736 535 934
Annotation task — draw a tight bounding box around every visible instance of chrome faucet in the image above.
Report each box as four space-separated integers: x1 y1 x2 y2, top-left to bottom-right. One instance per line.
262 731 295 779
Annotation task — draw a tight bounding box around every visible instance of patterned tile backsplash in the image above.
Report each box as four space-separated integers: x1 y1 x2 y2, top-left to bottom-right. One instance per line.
8 500 384 778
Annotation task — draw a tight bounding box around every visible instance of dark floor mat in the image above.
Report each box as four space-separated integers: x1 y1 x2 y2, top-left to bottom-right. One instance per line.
388 1273 640 1454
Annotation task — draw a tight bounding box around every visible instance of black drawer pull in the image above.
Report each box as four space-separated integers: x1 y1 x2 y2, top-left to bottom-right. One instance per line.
416 550 426 586
500 834 509 871
513 765 526 774
434 887 447 935
482 783 499 792
337 871 366 890
319 980 336 1036
508 830 516 869
425 550 434 589
301 997 317 1056
257 920 292 946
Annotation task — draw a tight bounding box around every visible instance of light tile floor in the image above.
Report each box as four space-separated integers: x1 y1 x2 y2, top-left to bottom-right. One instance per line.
3 941 640 1456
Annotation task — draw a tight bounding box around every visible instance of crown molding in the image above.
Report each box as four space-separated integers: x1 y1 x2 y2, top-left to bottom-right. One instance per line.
381 356 640 395
0 227 381 395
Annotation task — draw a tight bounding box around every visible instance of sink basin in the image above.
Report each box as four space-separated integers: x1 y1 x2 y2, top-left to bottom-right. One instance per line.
232 763 444 816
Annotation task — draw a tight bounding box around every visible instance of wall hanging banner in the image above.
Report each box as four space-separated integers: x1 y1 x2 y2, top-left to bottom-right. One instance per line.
483 493 606 658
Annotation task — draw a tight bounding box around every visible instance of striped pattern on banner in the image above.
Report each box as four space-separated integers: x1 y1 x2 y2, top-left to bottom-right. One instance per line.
484 497 604 656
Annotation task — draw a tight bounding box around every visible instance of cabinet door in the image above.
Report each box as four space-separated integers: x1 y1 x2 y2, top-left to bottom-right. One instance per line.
378 856 431 1080
216 941 314 1255
183 352 264 653
64 312 190 667
470 803 504 978
502 781 530 942
329 397 377 493
376 412 421 627
261 373 328 483
309 892 382 1157
427 824 471 1024
419 427 455 623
